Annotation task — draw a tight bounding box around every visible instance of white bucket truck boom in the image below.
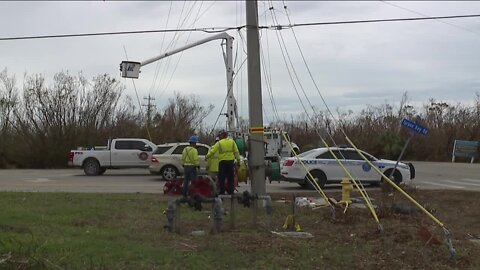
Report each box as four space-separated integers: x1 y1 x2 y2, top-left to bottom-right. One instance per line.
120 32 237 133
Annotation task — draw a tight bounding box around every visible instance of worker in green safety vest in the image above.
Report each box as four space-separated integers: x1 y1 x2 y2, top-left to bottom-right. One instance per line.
206 137 220 179
206 130 240 195
182 135 200 197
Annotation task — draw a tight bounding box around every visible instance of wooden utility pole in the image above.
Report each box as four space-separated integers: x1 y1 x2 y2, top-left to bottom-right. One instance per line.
142 95 156 126
246 0 266 196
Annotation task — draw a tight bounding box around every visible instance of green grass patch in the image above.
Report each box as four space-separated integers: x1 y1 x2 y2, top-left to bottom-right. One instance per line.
0 191 479 269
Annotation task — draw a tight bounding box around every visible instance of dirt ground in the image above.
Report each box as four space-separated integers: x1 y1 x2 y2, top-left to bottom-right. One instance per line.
265 186 480 269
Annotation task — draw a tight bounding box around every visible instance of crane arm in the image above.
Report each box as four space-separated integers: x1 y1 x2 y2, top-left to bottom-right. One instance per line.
119 32 237 132
141 32 232 66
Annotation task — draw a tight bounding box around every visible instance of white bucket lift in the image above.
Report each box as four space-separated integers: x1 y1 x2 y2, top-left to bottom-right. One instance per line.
120 61 141 79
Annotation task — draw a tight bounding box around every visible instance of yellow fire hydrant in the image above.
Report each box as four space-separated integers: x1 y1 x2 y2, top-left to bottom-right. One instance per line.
340 177 353 204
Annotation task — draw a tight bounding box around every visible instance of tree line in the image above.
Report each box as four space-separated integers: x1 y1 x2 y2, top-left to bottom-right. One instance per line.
1 69 478 168
282 92 480 162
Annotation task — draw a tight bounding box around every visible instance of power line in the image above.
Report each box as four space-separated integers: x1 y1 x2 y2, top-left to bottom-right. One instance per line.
380 1 480 37
270 14 480 30
0 27 241 41
1 14 480 41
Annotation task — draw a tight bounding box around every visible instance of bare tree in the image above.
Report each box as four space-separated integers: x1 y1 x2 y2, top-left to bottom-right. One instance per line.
152 92 214 143
0 68 19 167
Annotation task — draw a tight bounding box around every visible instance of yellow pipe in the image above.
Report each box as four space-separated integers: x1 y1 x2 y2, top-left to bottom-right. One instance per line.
345 136 445 228
283 133 381 224
315 136 381 224
282 134 332 207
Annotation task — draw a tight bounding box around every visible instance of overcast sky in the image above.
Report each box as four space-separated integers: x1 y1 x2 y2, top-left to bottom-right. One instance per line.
1 1 480 128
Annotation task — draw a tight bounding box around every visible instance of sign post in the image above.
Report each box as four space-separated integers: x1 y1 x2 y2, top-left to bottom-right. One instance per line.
389 116 429 180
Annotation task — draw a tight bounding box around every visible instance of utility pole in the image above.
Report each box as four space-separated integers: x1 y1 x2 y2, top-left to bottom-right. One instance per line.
142 95 156 127
246 0 266 196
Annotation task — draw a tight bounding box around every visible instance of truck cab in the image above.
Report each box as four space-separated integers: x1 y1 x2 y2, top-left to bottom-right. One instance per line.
108 139 155 167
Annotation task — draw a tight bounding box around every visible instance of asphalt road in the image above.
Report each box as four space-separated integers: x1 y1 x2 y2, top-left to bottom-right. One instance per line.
0 161 478 193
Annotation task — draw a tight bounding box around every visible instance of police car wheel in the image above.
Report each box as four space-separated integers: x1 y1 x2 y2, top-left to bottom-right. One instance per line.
384 169 402 184
305 170 327 190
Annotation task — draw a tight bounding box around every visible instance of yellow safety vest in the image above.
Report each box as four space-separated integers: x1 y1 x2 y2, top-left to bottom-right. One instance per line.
207 138 240 162
207 148 219 173
182 146 199 166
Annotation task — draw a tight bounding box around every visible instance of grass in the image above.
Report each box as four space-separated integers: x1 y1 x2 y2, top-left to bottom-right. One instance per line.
0 191 479 269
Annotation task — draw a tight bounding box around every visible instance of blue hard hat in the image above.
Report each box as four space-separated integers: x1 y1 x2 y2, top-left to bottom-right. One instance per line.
189 135 199 143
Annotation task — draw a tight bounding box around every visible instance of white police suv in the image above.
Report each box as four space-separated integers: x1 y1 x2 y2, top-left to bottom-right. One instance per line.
281 147 415 189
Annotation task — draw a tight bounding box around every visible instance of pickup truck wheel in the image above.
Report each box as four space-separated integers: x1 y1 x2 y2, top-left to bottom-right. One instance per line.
305 170 327 190
84 159 101 176
161 165 178 181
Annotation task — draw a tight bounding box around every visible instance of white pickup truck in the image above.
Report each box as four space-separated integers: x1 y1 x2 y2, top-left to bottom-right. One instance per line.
68 138 157 176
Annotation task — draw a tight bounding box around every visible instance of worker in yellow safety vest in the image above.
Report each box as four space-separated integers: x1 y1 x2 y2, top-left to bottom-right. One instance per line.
182 135 200 197
206 130 240 195
206 137 220 179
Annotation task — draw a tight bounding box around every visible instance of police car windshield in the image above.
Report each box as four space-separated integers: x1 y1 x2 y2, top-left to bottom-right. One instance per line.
298 149 319 158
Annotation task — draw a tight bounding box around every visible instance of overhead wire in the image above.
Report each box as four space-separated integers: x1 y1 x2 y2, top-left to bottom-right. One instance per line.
279 1 375 203
154 1 193 100
147 1 233 134
263 1 333 209
235 0 246 128
156 1 214 101
267 14 480 30
268 0 380 225
208 56 248 136
280 1 449 232
122 45 153 141
380 1 480 38
261 0 279 126
0 27 241 41
169 1 220 133
259 34 280 126
148 1 173 97
278 1 374 186
268 2 340 148
2 14 480 41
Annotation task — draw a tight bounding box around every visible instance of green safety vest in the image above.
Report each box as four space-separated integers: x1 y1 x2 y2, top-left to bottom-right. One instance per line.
207 138 240 162
182 146 199 166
